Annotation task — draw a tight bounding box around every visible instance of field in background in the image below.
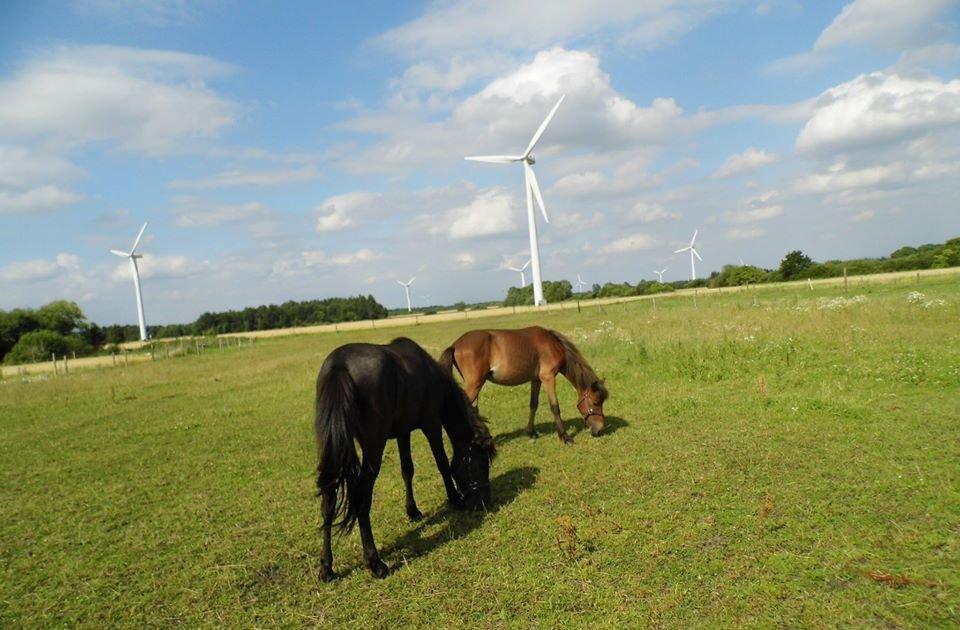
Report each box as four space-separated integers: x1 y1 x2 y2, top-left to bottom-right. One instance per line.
1 273 958 626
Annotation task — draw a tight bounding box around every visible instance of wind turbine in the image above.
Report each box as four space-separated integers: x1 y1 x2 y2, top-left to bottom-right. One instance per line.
466 95 565 306
110 222 149 341
507 259 531 287
574 273 588 292
654 268 668 283
397 277 415 312
674 230 703 281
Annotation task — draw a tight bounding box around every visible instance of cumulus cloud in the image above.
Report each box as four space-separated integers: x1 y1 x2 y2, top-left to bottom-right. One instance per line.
301 249 382 267
1 252 79 282
169 166 321 189
315 192 383 233
797 72 960 154
111 254 205 281
0 185 84 215
723 191 784 224
604 231 655 254
850 209 876 222
628 202 679 223
0 44 236 155
437 189 519 239
172 198 273 229
726 227 765 240
814 0 955 52
713 147 779 178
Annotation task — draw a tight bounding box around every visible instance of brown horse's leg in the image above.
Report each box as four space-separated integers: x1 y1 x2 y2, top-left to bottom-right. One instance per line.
463 378 484 410
357 443 389 578
528 380 541 438
542 375 573 444
319 487 337 581
423 425 463 508
397 433 422 521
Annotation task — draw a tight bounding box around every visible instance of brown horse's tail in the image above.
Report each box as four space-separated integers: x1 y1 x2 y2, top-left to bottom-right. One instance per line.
315 365 361 534
438 346 461 378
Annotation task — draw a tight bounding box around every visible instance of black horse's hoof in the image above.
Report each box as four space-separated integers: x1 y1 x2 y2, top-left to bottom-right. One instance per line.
528 430 540 439
407 506 423 521
369 559 389 579
560 434 574 445
319 567 337 582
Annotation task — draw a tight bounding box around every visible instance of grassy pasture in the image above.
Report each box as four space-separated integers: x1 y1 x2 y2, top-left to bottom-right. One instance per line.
2 275 959 627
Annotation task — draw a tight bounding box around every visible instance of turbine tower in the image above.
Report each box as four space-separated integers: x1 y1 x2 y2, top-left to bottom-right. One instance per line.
574 273 588 292
507 259 531 287
654 268 668 283
397 277 415 312
110 223 149 341
466 95 565 306
674 230 703 281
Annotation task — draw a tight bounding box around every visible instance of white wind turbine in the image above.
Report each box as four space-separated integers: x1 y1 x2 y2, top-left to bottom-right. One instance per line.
674 230 703 281
110 222 149 341
466 95 565 306
397 277 415 312
507 259 531 287
574 273 588 292
654 268 668 283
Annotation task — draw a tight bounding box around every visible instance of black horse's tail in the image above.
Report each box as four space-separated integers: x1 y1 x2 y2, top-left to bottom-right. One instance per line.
438 346 461 378
315 365 362 533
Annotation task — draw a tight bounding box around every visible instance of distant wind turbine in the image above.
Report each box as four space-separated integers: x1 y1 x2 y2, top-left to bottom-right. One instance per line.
466 95 565 306
508 259 531 287
654 268 668 283
397 277 415 312
674 230 703 281
110 222 149 341
574 273 588 292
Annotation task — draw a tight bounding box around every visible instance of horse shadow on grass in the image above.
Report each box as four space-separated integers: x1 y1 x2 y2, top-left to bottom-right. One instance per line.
493 415 630 446
377 466 539 574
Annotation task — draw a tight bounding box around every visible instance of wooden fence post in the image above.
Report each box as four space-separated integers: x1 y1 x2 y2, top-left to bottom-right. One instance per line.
112 352 116 367
52 353 58 376
843 267 848 291
64 354 69 374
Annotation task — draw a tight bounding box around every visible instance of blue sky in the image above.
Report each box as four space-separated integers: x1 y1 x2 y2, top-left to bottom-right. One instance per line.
1 0 959 324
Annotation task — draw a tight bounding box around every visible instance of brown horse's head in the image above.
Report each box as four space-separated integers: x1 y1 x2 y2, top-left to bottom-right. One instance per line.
577 379 608 436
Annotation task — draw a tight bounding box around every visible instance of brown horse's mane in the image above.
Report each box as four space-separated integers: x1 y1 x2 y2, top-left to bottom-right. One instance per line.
549 329 608 401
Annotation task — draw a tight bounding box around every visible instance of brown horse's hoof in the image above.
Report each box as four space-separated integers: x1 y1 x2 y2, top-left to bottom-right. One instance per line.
319 566 337 582
560 433 574 445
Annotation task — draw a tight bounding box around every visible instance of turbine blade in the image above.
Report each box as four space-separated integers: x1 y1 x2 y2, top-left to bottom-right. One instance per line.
397 281 405 286
508 267 520 272
689 229 698 247
110 249 130 257
465 155 524 164
524 94 565 157
693 248 703 262
522 260 530 271
130 223 147 253
673 247 688 254
524 162 549 223
408 277 415 285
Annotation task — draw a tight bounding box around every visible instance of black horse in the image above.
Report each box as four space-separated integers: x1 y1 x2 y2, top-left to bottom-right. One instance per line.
314 337 496 581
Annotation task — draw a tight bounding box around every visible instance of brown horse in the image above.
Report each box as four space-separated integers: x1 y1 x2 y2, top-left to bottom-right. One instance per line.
439 326 608 443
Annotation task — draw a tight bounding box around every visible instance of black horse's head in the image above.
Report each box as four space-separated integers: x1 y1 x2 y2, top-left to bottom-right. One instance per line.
452 440 493 509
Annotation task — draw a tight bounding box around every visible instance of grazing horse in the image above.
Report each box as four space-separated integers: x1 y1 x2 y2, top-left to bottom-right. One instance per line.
439 326 608 443
314 337 496 581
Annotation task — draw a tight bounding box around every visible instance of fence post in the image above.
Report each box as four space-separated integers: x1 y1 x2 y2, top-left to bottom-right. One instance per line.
64 354 69 374
124 350 129 366
112 352 116 367
150 345 155 360
219 338 224 352
843 267 848 292
52 353 58 376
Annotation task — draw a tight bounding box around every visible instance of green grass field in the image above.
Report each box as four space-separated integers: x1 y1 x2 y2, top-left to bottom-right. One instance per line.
2 275 959 627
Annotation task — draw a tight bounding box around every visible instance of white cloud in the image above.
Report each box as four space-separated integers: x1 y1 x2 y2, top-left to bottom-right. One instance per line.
797 72 960 154
169 166 321 189
628 202 679 223
604 231 655 254
726 227 765 240
0 44 235 155
2 252 79 282
554 211 604 230
0 146 81 188
0 185 84 215
315 192 382 233
713 147 779 178
440 189 519 239
172 198 273 228
111 254 204 280
850 209 876 222
301 249 382 267
454 252 477 268
723 191 784 224
375 0 738 58
814 0 954 52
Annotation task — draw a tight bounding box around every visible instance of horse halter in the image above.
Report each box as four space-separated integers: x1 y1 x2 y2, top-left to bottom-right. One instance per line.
457 446 490 495
577 389 604 423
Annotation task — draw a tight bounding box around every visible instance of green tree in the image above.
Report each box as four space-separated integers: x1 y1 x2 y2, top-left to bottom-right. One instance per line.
4 330 89 365
779 250 813 280
36 301 86 335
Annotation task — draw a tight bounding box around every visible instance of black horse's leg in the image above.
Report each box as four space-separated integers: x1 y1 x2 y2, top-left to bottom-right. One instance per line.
357 443 389 578
319 487 337 582
397 433 422 521
423 425 462 508
542 375 573 444
528 380 541 438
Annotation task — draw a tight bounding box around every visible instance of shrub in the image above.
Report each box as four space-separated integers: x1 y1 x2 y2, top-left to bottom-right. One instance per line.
4 330 89 365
